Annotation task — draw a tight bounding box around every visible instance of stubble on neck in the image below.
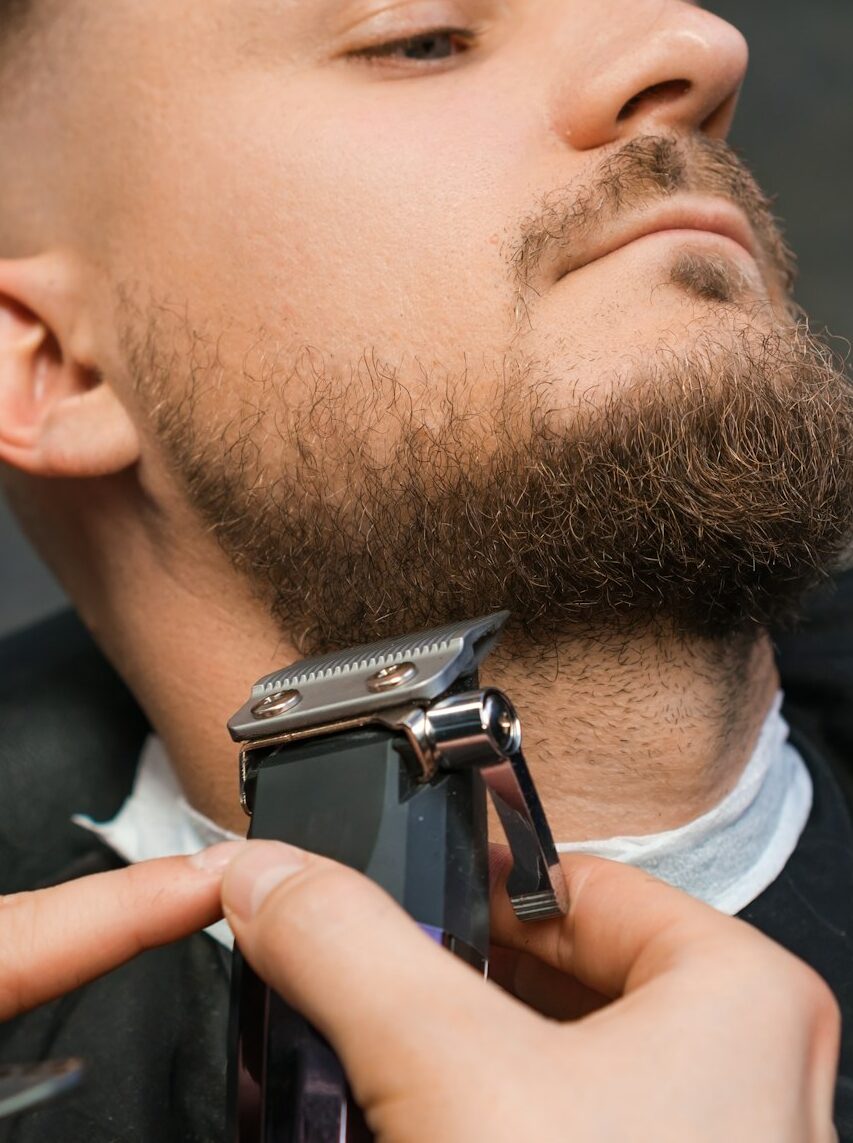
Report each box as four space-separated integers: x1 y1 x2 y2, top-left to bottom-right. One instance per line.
483 626 778 841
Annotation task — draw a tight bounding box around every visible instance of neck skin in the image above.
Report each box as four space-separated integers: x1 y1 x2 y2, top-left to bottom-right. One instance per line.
483 632 778 839
16 474 781 841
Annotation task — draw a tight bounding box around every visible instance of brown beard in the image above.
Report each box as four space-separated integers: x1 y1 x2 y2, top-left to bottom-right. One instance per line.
126 134 853 657
139 320 853 658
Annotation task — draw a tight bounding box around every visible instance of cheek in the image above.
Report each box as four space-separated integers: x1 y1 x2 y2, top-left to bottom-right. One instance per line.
103 71 532 368
244 76 531 362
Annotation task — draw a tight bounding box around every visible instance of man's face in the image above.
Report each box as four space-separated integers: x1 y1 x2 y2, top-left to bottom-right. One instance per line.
85 0 765 374
46 0 852 650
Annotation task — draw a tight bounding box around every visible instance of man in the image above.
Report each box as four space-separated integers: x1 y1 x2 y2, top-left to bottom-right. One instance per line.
0 0 851 1137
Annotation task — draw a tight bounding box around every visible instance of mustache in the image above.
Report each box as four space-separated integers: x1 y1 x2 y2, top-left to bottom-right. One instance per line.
508 134 796 298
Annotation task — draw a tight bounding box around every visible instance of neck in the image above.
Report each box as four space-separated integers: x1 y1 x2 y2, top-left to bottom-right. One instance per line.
116 608 778 843
482 630 778 840
64 497 779 840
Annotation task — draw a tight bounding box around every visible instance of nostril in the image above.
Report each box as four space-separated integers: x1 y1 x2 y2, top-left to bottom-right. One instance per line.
617 79 692 122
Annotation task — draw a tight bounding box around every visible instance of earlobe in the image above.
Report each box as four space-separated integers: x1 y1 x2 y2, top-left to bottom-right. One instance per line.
0 256 140 478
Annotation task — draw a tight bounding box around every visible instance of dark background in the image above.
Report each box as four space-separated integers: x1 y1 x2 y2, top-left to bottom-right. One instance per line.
1 0 852 638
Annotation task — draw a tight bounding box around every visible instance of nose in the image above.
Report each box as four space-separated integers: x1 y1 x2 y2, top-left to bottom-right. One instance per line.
550 2 749 151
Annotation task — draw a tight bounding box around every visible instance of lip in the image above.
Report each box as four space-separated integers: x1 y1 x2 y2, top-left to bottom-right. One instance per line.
555 198 759 281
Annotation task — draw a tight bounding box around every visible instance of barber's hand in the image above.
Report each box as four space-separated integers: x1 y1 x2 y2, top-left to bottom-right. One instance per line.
0 843 243 1020
223 843 840 1143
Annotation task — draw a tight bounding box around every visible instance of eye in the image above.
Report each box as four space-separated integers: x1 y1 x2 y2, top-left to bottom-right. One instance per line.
348 27 475 65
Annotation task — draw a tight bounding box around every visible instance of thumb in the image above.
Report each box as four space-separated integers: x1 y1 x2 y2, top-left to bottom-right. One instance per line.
221 841 532 1116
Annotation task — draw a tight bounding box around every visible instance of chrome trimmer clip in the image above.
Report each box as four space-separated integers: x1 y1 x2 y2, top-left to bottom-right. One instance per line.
229 610 568 922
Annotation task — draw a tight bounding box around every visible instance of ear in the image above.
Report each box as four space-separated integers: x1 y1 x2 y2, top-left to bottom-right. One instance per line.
0 253 139 478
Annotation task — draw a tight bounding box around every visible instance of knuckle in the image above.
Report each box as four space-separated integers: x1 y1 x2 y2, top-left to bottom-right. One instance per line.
786 959 833 1008
109 866 156 952
767 957 841 1047
799 970 841 1038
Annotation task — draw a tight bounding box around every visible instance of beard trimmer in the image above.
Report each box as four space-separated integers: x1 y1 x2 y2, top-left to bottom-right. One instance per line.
226 611 568 1141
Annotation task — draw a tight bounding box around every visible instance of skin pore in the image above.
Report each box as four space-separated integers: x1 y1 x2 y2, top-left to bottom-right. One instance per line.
0 0 851 838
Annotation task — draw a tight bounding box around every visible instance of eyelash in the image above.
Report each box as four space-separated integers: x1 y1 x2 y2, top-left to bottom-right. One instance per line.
347 27 477 67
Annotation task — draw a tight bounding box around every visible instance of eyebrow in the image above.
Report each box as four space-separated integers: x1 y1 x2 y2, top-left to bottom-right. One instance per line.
329 0 499 37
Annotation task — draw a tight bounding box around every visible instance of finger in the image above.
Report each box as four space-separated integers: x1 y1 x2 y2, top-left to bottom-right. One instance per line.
0 842 244 1019
223 841 539 1113
490 852 770 999
489 944 608 1020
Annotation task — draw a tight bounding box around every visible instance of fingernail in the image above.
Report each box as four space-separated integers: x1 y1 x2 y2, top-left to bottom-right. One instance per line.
189 840 247 874
224 841 308 922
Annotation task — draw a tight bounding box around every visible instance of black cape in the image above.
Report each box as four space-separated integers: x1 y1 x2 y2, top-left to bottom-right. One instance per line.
0 580 852 1142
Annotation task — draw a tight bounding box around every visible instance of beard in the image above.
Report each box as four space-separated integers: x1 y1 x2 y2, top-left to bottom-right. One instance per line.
136 317 853 658
125 132 853 658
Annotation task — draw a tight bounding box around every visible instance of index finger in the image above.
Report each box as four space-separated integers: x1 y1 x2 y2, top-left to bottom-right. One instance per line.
0 844 243 1020
490 850 771 999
